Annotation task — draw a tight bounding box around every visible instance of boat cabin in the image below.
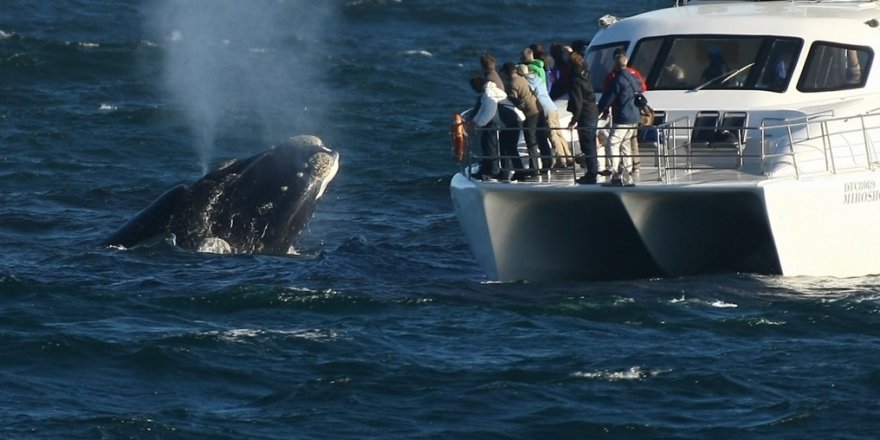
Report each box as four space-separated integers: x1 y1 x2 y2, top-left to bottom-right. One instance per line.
584 0 880 178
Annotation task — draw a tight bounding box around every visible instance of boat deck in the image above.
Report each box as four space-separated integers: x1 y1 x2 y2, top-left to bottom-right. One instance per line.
464 163 768 186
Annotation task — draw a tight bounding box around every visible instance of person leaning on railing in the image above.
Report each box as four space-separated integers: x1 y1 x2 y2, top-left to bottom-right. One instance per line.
521 63 572 168
465 76 522 182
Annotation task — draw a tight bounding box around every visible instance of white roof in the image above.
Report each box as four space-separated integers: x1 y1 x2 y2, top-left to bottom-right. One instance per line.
594 1 880 46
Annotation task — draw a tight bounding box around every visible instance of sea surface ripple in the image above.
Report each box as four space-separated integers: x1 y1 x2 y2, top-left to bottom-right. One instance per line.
1 1 880 439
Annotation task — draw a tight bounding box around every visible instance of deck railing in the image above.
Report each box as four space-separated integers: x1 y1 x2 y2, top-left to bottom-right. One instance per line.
455 111 880 183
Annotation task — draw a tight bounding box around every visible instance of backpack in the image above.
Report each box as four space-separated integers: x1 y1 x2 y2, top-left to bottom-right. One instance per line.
623 70 648 109
634 93 648 109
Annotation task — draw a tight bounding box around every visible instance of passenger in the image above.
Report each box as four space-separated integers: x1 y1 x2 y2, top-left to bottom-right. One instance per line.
566 50 601 184
467 75 525 182
466 76 504 181
570 39 589 57
548 42 571 100
529 42 555 88
701 45 729 84
660 55 686 87
597 51 642 186
506 62 543 179
480 52 506 90
846 49 861 84
521 48 547 87
499 62 528 178
519 64 566 169
758 53 787 90
601 48 647 182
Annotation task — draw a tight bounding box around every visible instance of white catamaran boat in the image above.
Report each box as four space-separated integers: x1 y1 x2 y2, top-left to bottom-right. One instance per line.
451 0 880 281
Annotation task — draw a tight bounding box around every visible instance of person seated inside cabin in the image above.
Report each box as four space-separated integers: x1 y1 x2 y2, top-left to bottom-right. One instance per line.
757 53 787 91
701 45 729 85
846 49 862 84
659 55 687 88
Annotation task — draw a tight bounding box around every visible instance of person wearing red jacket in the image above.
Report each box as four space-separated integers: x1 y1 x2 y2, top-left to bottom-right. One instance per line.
601 49 647 182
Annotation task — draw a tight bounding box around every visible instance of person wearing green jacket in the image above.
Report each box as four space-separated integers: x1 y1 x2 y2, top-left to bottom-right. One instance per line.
521 48 546 87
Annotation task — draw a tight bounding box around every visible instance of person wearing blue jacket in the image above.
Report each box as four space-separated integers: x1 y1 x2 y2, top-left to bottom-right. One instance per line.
521 64 572 168
597 52 641 186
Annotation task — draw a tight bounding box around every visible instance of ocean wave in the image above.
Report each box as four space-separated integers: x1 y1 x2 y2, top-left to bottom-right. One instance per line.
669 295 739 308
208 327 347 343
572 366 667 381
401 49 432 57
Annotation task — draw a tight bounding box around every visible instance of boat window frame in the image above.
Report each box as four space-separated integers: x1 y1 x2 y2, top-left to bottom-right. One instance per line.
796 41 873 93
627 34 803 92
584 41 629 92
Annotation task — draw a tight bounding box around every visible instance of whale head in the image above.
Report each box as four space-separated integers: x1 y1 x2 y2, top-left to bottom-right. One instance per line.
105 135 340 254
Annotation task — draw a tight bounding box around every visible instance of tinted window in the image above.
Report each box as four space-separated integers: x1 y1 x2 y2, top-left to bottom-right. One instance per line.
628 35 802 91
585 43 627 91
798 42 872 92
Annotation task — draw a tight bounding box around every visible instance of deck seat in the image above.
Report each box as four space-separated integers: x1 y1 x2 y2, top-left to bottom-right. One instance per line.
638 111 666 168
685 111 748 169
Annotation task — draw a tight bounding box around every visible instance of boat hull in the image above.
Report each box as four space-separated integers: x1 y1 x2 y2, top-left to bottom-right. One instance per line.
451 171 880 281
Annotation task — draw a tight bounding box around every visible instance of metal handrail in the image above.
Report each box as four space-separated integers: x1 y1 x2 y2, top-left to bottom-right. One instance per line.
458 111 880 183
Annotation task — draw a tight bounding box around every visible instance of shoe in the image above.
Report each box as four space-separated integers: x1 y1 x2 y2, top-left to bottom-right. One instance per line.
517 173 541 182
514 171 539 181
598 169 613 177
576 175 597 185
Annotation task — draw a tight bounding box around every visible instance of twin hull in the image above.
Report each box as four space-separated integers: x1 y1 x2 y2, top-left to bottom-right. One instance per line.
451 172 880 281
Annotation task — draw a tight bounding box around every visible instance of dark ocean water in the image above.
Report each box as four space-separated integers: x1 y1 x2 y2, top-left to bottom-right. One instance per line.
2 1 880 438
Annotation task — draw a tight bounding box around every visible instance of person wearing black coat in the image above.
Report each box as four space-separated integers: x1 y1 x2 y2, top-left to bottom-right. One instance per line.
566 51 600 184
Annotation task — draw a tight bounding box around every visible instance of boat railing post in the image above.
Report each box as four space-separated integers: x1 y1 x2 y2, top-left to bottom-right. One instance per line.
786 123 800 180
760 125 767 174
822 120 836 174
568 126 578 183
860 114 874 171
655 127 664 182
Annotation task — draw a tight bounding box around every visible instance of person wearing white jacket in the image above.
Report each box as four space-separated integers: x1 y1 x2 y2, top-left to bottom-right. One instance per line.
468 76 524 181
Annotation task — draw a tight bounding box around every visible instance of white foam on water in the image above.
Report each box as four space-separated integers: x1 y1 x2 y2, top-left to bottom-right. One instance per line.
402 49 432 57
572 366 667 382
211 328 345 343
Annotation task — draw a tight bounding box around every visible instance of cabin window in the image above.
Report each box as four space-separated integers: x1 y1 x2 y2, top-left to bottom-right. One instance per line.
755 39 800 92
630 38 663 86
626 35 802 91
585 42 628 91
798 42 872 92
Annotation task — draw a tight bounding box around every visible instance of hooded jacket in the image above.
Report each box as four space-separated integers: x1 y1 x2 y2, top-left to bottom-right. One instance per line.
472 82 521 127
526 59 546 86
567 65 598 122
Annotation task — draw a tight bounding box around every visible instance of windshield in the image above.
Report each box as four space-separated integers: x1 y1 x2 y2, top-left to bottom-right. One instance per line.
588 35 802 92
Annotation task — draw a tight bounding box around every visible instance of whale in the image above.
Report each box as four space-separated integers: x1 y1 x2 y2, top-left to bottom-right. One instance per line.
104 135 339 254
